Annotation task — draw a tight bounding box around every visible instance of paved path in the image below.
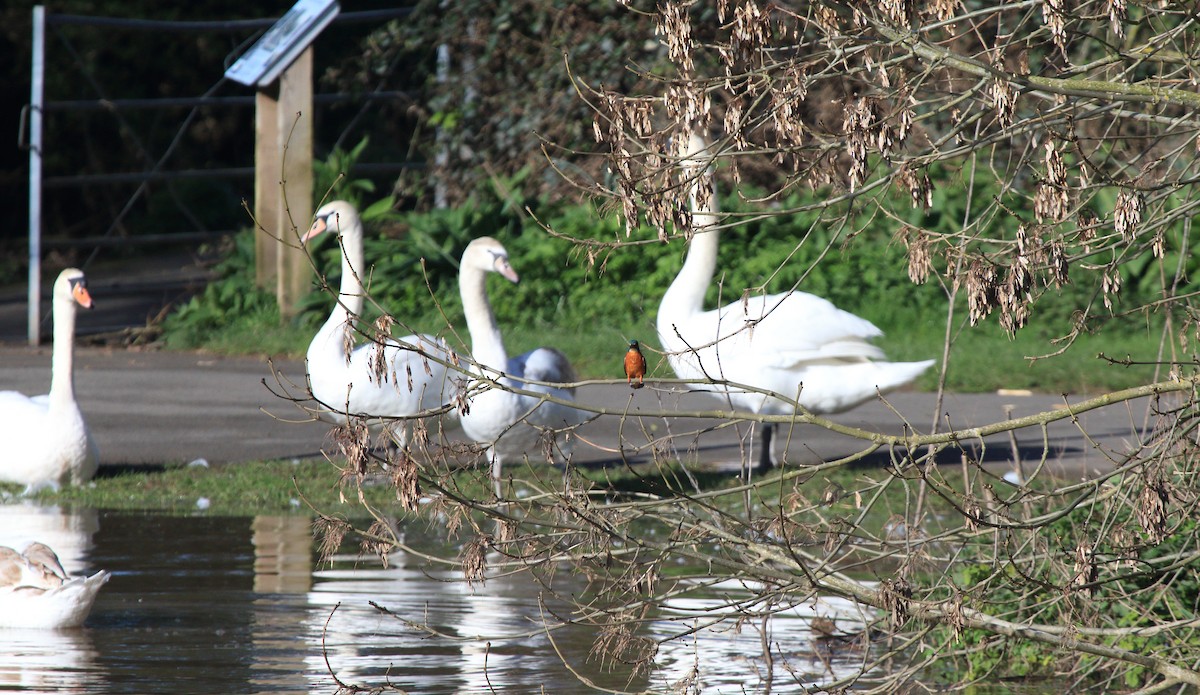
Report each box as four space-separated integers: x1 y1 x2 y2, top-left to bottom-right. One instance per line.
0 345 1151 479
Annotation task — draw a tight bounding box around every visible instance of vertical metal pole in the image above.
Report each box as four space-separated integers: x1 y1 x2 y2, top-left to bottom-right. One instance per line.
27 5 45 346
434 43 448 210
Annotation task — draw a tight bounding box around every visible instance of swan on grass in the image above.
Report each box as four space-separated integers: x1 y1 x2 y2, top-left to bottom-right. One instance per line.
457 237 589 484
303 200 457 451
657 136 935 473
0 268 98 492
0 541 109 629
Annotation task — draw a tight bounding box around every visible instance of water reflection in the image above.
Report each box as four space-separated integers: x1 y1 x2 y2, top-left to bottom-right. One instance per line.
0 503 99 569
0 505 883 693
0 628 101 694
0 504 103 694
248 516 590 693
652 590 874 691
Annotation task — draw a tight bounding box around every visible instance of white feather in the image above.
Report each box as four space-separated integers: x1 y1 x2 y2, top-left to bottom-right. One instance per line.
0 268 98 492
457 237 588 481
304 201 457 449
0 542 108 630
657 136 934 464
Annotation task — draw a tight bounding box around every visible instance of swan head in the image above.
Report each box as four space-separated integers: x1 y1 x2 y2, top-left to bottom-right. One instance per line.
54 268 93 310
304 200 361 244
462 237 519 284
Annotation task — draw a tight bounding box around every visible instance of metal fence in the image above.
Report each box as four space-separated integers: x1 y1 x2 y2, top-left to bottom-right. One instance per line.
21 5 416 344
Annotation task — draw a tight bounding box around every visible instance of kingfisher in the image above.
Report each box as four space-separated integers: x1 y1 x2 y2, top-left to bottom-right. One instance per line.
624 339 647 389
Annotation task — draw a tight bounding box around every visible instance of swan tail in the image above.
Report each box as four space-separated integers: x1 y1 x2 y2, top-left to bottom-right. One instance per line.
872 359 936 393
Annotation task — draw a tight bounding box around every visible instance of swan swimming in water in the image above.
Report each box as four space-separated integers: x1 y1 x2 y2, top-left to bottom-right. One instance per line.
0 541 109 629
0 268 98 492
656 136 935 472
303 200 457 451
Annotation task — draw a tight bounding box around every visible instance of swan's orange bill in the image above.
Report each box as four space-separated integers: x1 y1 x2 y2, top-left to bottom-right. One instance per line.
302 217 328 243
70 281 94 309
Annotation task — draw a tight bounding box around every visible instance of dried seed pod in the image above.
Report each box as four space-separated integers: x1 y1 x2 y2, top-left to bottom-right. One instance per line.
313 515 351 566
1035 143 1070 222
1077 209 1099 250
882 0 915 28
879 576 913 629
460 534 491 585
334 420 372 479
369 315 395 385
391 451 421 512
903 227 933 284
729 1 771 64
1046 238 1070 287
947 591 967 641
362 519 394 567
966 259 999 325
656 2 694 73
1071 543 1097 596
1105 0 1127 38
1114 189 1144 241
1042 0 1068 56
989 76 1018 129
1102 268 1122 310
843 97 887 190
1136 479 1170 544
1151 230 1166 259
897 164 933 209
340 320 355 367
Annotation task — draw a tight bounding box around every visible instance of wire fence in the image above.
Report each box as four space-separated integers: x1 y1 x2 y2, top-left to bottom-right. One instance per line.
19 5 418 344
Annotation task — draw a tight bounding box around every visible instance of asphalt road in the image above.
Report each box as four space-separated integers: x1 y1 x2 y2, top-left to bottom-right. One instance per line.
0 345 1153 480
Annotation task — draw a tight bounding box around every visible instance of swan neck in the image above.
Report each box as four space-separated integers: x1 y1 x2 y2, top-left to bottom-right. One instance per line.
335 223 366 317
659 222 719 323
460 265 508 371
48 295 78 405
309 220 366 365
659 170 721 326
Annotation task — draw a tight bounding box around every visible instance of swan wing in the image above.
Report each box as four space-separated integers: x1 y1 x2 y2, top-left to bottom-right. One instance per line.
713 291 885 363
0 391 49 414
0 570 109 629
510 348 577 388
508 348 589 429
664 291 886 375
310 331 455 420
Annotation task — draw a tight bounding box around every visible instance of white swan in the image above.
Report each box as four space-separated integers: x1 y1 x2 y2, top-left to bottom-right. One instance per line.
457 237 588 483
0 541 109 629
657 137 935 472
0 268 98 492
303 200 457 450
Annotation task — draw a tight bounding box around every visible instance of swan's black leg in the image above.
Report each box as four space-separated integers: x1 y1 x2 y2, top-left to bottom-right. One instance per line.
757 423 775 474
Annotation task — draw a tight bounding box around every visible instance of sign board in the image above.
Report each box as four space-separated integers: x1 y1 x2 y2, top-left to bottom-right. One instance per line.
225 0 339 88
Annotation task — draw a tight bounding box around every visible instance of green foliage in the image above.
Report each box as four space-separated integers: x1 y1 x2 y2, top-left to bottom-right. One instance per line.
327 0 668 205
161 142 1171 392
936 506 1200 688
159 232 316 355
159 179 1172 392
314 137 381 211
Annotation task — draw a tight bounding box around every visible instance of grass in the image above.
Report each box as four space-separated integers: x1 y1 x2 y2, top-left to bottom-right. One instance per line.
172 306 1170 397
885 317 1169 394
4 451 993 533
4 460 375 517
3 457 740 517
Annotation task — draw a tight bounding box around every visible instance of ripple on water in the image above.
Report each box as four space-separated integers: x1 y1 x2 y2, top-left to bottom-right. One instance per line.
0 506 891 694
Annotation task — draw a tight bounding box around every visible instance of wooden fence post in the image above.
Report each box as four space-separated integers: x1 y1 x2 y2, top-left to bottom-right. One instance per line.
253 47 313 319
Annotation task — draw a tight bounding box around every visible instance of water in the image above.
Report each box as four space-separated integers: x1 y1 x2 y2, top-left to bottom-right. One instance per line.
0 504 877 694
